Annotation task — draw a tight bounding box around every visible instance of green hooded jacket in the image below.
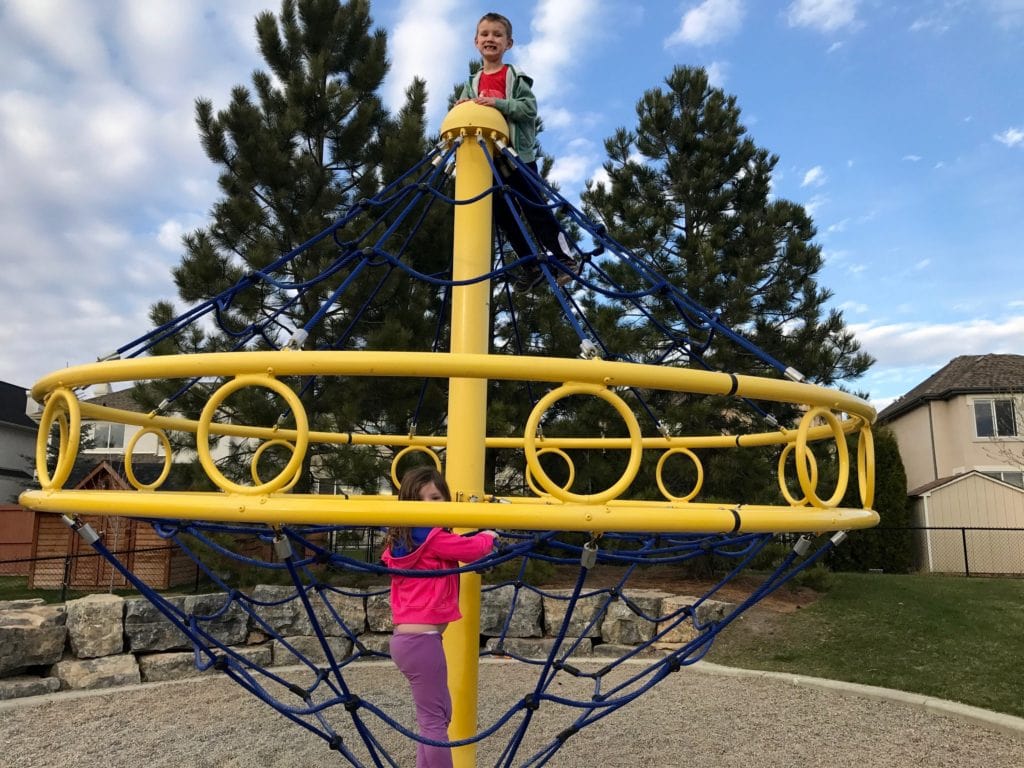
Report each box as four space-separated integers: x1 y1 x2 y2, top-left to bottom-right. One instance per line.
459 64 539 163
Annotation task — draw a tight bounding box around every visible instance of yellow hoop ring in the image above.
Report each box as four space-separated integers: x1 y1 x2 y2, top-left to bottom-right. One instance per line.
390 445 443 489
778 442 818 506
196 375 308 495
524 383 642 504
795 407 849 508
857 424 875 509
655 447 704 502
35 389 80 491
125 428 173 491
525 447 576 496
252 439 301 493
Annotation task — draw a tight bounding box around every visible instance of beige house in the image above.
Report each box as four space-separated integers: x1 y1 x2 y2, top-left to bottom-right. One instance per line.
878 354 1024 574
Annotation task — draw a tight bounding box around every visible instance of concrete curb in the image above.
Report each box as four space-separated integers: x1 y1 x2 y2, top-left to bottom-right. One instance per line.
684 660 1024 739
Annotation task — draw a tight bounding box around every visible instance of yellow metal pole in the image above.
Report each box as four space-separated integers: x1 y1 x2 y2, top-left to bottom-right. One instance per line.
438 102 509 768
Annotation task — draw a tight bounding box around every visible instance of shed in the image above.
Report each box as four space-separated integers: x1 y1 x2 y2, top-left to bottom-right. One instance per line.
28 461 198 591
910 471 1024 575
0 504 35 574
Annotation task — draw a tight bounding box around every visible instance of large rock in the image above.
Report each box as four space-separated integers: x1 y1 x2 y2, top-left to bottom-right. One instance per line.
49 654 140 691
138 645 272 683
270 635 353 667
0 598 46 611
0 603 67 676
481 585 542 638
542 589 606 639
125 593 248 652
307 586 367 637
484 636 593 660
0 675 61 700
247 585 313 636
355 633 391 656
124 596 188 652
183 593 249 646
600 590 673 645
364 589 393 633
656 595 734 645
66 594 124 658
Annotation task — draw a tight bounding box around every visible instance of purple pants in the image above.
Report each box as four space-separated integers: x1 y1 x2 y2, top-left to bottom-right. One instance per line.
390 632 453 768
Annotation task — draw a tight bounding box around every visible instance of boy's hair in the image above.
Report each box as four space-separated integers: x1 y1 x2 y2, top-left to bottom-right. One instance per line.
384 466 451 554
477 12 513 41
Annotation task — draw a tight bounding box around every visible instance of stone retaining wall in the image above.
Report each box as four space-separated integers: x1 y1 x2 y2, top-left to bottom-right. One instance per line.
0 587 732 701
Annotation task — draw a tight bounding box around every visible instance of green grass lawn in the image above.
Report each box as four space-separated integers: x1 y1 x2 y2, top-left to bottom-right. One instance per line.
0 575 144 604
707 572 1024 718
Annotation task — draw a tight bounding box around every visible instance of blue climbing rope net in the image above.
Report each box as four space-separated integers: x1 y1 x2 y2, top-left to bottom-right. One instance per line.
76 517 844 767
51 132 868 766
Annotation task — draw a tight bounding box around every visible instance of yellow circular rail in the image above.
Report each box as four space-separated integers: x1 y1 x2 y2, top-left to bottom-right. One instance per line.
19 350 879 534
125 428 173 492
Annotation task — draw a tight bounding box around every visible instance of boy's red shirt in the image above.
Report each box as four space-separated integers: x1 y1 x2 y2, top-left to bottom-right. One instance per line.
477 65 508 99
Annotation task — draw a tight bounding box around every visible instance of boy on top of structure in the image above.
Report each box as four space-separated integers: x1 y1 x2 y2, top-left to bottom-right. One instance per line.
458 11 582 291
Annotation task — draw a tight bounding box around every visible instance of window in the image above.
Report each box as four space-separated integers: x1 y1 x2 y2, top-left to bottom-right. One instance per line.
982 470 1024 488
973 398 1018 438
91 422 125 450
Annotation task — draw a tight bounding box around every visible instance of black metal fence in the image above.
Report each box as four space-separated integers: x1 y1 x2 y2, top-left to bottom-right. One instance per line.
838 525 1024 577
0 546 201 602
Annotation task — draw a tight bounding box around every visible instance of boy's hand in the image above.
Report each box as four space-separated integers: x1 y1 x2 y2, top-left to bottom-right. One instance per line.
472 95 499 107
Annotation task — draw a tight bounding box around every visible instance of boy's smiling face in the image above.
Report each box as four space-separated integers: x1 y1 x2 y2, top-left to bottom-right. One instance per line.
474 19 512 65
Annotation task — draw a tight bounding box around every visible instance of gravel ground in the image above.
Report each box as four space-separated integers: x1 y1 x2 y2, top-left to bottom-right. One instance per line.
2 660 1022 768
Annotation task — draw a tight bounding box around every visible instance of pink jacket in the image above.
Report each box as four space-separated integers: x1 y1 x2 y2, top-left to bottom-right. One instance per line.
381 529 496 624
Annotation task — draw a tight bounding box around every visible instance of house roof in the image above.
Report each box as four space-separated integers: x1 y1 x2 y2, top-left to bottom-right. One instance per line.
0 380 35 431
85 387 145 412
909 469 1024 497
877 354 1024 423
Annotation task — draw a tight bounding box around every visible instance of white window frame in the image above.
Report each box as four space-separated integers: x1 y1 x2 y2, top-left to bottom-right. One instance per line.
87 421 126 451
972 397 1019 439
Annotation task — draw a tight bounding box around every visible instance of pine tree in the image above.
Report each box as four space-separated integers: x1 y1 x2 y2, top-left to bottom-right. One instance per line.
137 0 449 493
830 426 915 572
583 65 871 386
577 66 874 502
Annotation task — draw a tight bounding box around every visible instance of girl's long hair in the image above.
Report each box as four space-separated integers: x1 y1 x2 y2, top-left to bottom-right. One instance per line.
384 466 451 553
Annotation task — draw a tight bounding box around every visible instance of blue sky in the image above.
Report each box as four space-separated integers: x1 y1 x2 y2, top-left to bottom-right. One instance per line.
1 0 1022 409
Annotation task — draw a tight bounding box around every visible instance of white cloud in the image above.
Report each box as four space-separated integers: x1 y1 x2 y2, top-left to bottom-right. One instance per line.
704 61 729 88
902 154 922 162
0 1 267 387
801 165 827 187
994 127 1024 147
588 166 611 192
384 0 466 125
852 315 1024 403
542 106 575 130
786 0 858 33
550 153 594 190
852 316 1024 369
2 0 108 79
803 193 828 215
665 0 745 47
913 258 931 271
986 0 1024 28
838 300 869 314
518 0 596 101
